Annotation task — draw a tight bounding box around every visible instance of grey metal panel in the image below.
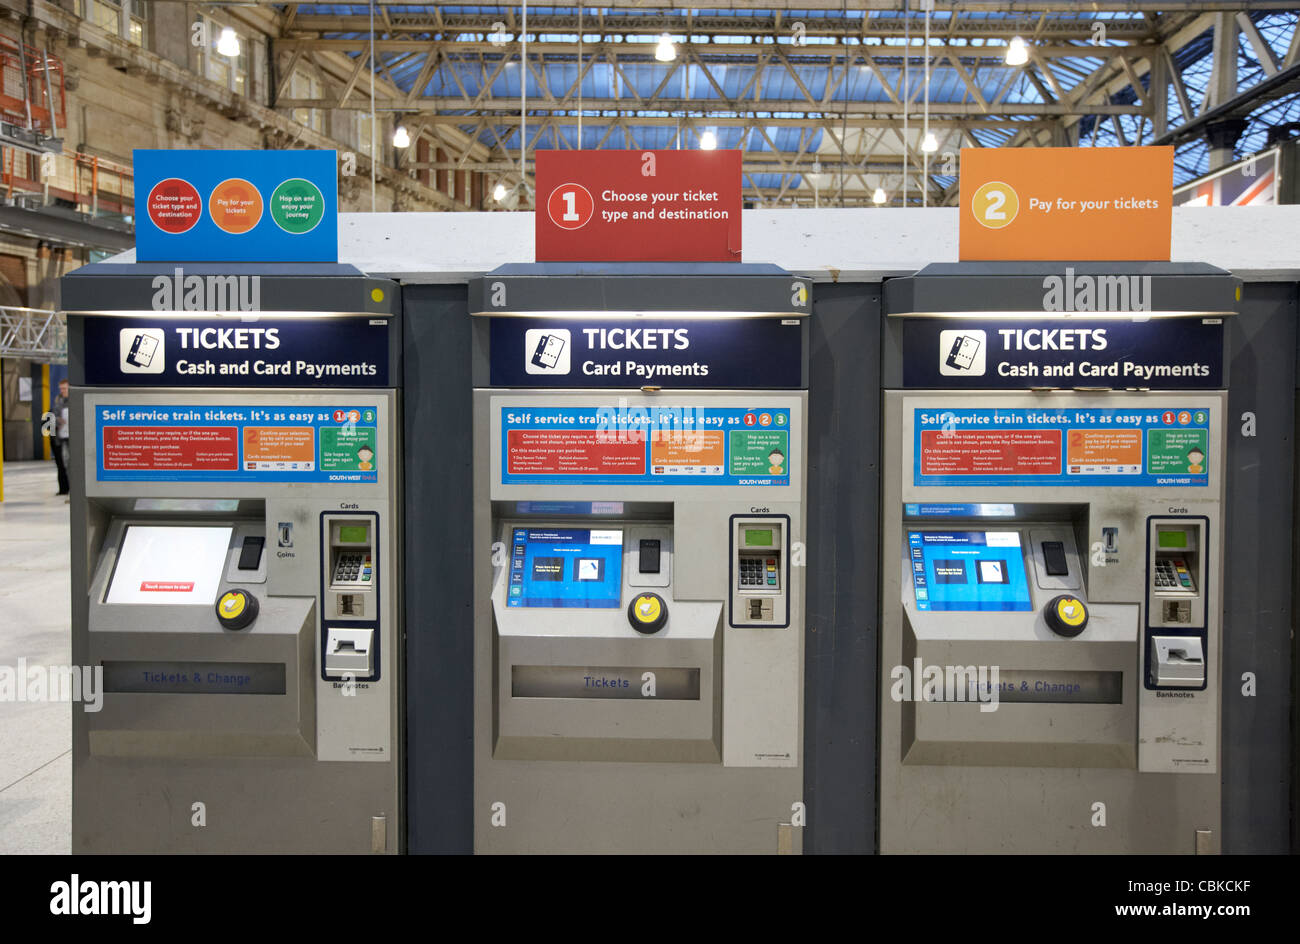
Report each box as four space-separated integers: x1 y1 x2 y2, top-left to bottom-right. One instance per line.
61 264 398 315
468 270 812 316
401 284 475 854
803 282 880 854
884 261 1239 317
1224 281 1296 854
0 204 134 252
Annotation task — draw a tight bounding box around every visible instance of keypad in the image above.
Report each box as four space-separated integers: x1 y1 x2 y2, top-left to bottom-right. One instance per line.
739 556 779 588
334 551 372 584
1154 558 1191 590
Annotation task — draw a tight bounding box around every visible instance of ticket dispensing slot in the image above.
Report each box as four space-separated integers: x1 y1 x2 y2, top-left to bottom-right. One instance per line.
492 509 723 763
87 510 315 758
1146 518 1207 689
322 514 379 680
899 510 1138 769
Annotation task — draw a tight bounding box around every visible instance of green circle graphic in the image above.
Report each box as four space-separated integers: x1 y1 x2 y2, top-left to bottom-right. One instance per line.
270 178 326 234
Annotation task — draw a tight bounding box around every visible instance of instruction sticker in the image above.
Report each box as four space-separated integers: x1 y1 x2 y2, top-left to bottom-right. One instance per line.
96 404 380 483
914 407 1210 487
501 405 793 486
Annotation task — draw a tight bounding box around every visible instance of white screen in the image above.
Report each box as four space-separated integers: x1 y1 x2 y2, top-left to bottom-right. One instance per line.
106 526 233 605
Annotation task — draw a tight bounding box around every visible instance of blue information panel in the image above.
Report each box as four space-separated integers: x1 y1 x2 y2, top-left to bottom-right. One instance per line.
489 318 803 389
909 531 1032 612
501 405 792 486
508 528 624 608
94 403 379 484
81 316 391 388
902 318 1223 390
135 149 337 263
914 407 1211 488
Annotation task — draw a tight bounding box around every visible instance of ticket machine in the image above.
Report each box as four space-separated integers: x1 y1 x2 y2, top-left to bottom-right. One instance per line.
62 262 402 853
467 264 810 853
879 262 1237 853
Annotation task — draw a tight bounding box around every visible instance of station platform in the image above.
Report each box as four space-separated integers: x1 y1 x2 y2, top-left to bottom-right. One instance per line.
0 460 71 854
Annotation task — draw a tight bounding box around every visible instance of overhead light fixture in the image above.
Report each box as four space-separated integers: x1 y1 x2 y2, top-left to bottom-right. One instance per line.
699 130 717 150
1006 36 1029 66
873 187 887 205
921 131 939 153
216 27 240 58
655 33 676 62
493 182 508 202
392 125 411 148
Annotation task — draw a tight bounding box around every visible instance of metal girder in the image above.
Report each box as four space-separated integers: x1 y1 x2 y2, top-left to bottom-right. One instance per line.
0 305 66 362
261 4 1300 206
276 96 1147 118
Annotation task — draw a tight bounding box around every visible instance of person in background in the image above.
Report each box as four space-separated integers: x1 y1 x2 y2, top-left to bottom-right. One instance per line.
52 377 70 497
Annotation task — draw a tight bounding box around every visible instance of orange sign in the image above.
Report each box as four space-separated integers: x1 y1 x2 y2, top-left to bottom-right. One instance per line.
959 147 1172 261
243 426 315 463
1066 429 1142 467
649 429 724 467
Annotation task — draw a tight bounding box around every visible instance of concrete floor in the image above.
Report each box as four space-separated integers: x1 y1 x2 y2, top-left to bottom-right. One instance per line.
0 459 71 854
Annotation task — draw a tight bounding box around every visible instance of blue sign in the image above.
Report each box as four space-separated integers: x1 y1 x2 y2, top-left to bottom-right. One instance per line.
81 315 391 387
909 531 1033 612
489 318 803 388
134 149 337 263
501 404 792 486
95 403 380 484
913 406 1212 488
902 318 1223 389
905 503 1017 517
507 528 625 609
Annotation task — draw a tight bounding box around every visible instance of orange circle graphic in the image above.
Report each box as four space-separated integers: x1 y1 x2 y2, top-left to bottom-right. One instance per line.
208 178 264 234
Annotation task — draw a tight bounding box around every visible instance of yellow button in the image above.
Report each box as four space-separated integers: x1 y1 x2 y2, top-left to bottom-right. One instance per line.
370 287 385 303
219 591 246 618
634 595 661 623
1056 597 1086 626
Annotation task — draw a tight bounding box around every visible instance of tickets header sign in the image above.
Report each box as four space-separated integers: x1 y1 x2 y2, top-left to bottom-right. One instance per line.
534 149 742 262
134 149 338 263
903 317 1223 389
959 146 1173 261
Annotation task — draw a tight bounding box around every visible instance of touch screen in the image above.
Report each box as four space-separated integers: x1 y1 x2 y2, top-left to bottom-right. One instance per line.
106 525 233 605
907 531 1031 612
507 528 624 608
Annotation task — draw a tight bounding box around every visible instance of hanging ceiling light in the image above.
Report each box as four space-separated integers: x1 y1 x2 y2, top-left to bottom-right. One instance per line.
392 125 411 148
216 27 241 58
493 182 508 202
1005 36 1029 66
655 33 677 62
699 130 717 150
921 131 939 153
873 187 887 205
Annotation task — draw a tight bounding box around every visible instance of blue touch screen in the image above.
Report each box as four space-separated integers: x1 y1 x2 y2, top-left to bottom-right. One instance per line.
908 531 1032 612
507 528 624 609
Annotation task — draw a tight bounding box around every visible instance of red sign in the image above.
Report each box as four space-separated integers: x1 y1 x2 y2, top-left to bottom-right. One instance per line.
534 150 742 262
507 429 646 476
102 426 239 470
140 582 195 593
920 430 1062 476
